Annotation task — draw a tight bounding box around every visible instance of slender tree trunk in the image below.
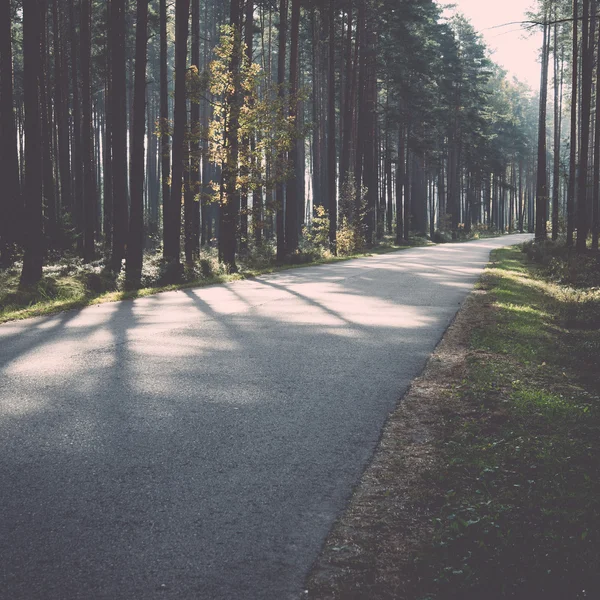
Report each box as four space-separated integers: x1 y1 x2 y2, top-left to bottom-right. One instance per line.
109 0 128 272
552 18 561 240
189 0 201 260
593 1 600 250
41 16 57 239
395 125 405 244
340 4 353 185
568 0 579 247
103 8 113 249
21 0 44 285
275 0 288 262
70 0 84 253
126 0 149 285
81 0 96 261
403 135 411 240
52 0 71 231
535 16 550 241
160 0 171 253
385 127 393 234
239 0 253 254
165 0 190 265
0 0 21 266
285 0 300 254
577 0 594 251
219 0 242 271
327 0 337 250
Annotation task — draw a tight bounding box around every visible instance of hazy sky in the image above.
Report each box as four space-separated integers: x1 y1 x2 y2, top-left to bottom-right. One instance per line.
442 0 543 89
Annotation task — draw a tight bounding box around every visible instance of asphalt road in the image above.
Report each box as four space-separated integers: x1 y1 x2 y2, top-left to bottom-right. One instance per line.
0 234 531 599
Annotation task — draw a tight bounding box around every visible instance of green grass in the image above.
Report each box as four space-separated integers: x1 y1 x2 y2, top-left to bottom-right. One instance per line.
415 246 600 600
0 241 417 324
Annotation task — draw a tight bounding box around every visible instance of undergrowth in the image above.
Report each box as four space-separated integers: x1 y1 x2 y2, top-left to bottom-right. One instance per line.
415 245 600 599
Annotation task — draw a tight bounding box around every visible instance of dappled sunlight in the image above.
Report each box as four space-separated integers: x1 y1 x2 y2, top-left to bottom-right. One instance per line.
60 302 121 328
0 236 532 420
0 391 49 417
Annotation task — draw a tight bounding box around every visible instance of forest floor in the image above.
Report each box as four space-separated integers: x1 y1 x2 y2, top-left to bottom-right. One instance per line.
305 242 600 600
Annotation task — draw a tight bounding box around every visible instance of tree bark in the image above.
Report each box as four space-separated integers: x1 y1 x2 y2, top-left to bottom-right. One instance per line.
126 0 149 285
593 0 600 250
275 0 288 262
552 18 561 241
576 0 593 251
52 0 71 230
285 0 300 254
327 0 337 250
0 0 21 266
535 17 550 241
567 0 579 247
219 0 242 271
109 0 129 272
81 0 96 261
160 0 171 254
165 0 190 265
21 0 45 285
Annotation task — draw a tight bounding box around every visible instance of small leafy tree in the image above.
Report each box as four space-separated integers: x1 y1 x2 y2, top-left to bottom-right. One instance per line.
337 177 368 255
187 25 296 269
301 205 331 257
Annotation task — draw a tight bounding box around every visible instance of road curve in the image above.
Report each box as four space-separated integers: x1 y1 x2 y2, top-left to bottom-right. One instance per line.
0 234 531 599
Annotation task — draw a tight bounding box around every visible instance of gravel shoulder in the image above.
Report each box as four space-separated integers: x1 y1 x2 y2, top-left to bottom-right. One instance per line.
304 283 494 599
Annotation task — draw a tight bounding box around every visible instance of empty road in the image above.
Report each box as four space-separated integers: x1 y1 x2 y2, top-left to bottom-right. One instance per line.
0 234 530 599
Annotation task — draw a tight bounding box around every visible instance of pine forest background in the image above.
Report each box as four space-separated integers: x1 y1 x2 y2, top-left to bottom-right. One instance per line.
0 0 596 290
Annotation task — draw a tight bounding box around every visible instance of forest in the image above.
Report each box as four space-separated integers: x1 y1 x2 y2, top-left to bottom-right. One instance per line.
0 0 547 293
2 1 600 597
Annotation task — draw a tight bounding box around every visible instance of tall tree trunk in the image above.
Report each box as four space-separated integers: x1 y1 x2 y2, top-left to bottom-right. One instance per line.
552 18 561 241
103 7 113 249
21 0 45 285
327 0 337 250
568 0 579 247
275 0 288 262
109 0 129 272
285 0 300 254
395 124 405 244
219 0 242 271
238 0 253 253
160 0 171 253
41 16 57 239
126 0 149 285
52 0 71 231
593 1 600 250
310 7 321 209
535 17 550 241
81 0 96 261
70 0 84 253
189 0 201 259
0 0 22 266
577 0 594 251
339 4 353 185
165 0 190 265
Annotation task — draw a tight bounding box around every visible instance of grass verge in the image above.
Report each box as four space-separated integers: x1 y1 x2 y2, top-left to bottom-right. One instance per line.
306 245 600 600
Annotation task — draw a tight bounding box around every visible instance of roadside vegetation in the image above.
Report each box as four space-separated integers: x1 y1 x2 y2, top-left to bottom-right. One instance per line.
307 242 600 600
0 224 510 325
0 235 416 324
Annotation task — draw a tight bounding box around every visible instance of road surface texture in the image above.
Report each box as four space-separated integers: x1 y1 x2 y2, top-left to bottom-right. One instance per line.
0 234 530 599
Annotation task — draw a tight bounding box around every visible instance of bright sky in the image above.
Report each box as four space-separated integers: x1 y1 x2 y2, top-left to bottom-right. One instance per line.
442 0 543 90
